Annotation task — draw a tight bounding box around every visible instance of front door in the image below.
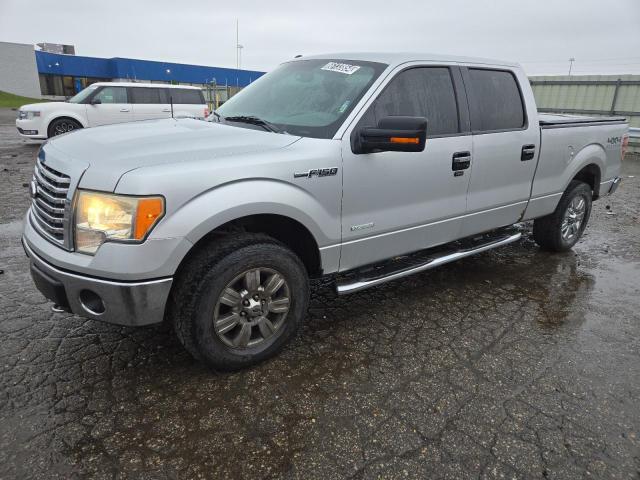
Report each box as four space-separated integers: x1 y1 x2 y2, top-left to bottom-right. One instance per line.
85 86 132 127
340 66 472 271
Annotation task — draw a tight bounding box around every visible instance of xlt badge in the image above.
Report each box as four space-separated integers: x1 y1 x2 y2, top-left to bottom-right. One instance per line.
350 222 374 231
294 167 338 179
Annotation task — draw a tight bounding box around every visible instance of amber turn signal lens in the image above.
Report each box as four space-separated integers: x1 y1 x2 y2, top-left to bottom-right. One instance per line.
390 137 419 144
134 197 164 240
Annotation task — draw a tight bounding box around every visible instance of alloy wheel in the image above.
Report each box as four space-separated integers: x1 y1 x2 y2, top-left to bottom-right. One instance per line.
213 267 291 350
54 121 76 136
561 194 587 241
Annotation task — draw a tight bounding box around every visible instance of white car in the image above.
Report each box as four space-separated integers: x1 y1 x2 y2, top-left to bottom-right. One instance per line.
16 82 208 139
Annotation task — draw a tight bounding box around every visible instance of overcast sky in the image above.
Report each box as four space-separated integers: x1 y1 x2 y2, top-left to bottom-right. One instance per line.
1 0 639 76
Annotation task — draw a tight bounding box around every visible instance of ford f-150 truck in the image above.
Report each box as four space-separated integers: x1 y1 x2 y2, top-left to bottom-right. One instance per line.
22 53 628 370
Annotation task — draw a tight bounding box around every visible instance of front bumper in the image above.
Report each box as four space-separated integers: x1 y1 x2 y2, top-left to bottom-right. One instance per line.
16 118 46 139
24 239 173 326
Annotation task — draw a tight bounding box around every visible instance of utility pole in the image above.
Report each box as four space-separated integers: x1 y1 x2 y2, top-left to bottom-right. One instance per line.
568 57 575 76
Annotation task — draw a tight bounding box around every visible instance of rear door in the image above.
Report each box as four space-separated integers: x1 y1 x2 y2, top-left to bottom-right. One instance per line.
130 87 172 121
85 86 132 126
340 65 473 271
169 88 207 118
459 67 539 237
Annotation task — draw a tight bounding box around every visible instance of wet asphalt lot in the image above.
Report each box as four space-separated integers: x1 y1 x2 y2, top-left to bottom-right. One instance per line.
1 110 639 479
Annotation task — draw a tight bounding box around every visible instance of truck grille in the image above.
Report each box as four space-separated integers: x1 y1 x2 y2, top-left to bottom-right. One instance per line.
31 157 70 247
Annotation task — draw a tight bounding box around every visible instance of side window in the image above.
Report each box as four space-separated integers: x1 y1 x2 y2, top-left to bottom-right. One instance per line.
467 69 525 132
93 86 127 104
171 89 205 104
130 87 163 104
360 67 459 136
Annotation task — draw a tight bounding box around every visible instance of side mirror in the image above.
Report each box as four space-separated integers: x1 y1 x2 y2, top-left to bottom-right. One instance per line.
353 116 427 154
91 98 102 105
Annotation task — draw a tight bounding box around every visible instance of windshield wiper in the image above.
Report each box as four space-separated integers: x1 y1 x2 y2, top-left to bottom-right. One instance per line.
223 115 281 133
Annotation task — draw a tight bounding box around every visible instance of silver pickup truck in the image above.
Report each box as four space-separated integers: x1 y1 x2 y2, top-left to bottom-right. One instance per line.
23 53 628 370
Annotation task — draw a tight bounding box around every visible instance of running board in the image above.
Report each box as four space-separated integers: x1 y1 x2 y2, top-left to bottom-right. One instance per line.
336 232 522 295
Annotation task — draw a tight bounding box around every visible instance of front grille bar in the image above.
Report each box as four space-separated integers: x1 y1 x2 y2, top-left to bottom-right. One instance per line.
36 186 66 205
34 168 69 195
32 199 64 224
32 209 64 234
37 159 70 185
34 197 65 215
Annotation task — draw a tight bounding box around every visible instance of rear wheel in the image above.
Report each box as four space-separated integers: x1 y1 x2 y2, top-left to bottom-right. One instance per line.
168 233 309 371
48 118 82 138
533 180 592 252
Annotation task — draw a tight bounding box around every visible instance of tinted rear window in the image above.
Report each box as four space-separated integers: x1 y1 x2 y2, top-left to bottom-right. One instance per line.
130 87 163 104
169 89 205 104
467 69 525 132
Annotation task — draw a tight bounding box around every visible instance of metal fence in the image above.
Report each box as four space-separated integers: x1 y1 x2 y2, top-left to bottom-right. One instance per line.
530 75 640 153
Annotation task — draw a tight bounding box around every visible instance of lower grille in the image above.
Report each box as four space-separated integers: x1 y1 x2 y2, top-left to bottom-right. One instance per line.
31 157 70 247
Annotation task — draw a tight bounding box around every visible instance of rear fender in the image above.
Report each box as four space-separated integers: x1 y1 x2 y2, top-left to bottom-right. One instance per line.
564 143 605 192
523 142 605 220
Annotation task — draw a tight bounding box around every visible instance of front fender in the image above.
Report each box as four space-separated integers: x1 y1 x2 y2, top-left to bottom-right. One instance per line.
150 178 341 271
45 110 88 131
116 135 343 274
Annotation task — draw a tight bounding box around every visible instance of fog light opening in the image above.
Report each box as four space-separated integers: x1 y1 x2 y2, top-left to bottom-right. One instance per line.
79 289 105 315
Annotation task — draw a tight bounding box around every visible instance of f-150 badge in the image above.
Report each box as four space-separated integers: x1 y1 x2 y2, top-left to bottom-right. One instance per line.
294 167 338 178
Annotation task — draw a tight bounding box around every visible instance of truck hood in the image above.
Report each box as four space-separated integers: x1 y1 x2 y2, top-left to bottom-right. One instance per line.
46 118 301 191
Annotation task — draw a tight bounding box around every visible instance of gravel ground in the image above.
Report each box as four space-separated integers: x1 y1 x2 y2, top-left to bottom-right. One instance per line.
1 113 639 479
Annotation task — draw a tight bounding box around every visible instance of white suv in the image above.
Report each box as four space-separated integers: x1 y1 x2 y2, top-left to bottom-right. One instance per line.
16 82 208 139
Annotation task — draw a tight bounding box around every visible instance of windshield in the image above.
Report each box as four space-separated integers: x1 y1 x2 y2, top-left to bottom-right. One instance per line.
68 86 98 103
216 59 387 139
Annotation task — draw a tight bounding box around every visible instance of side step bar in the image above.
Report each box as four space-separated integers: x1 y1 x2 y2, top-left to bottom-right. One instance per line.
336 232 522 295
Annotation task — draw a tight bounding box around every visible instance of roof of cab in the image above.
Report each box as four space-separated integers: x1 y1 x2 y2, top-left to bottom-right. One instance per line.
296 52 520 68
89 82 201 89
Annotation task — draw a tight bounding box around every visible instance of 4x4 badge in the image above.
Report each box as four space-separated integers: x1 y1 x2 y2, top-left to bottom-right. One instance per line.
294 167 338 179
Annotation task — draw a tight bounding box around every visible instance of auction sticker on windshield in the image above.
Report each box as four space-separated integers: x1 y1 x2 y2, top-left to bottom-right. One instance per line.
321 62 361 75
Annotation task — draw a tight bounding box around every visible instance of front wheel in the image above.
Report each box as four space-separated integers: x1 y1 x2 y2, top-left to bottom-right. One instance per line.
48 118 82 138
533 180 592 252
168 234 309 371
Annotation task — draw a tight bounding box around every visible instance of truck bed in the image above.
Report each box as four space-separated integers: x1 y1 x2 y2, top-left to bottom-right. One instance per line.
539 113 627 128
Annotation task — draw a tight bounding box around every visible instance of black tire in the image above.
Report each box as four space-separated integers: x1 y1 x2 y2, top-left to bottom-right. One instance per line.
48 118 82 138
533 180 592 252
167 233 309 371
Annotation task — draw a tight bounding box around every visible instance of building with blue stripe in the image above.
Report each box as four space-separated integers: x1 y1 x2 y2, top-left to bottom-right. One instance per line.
0 41 265 100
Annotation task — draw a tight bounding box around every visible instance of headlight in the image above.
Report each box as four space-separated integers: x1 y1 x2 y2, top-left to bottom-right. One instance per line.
18 110 41 119
74 191 165 254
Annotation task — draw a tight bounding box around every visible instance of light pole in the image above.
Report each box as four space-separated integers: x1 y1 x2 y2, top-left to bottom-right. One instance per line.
568 57 575 76
237 44 244 70
235 19 244 70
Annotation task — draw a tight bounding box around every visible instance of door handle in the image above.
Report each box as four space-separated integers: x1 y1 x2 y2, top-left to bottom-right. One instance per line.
452 151 471 171
119 108 130 112
162 108 172 112
521 144 536 161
